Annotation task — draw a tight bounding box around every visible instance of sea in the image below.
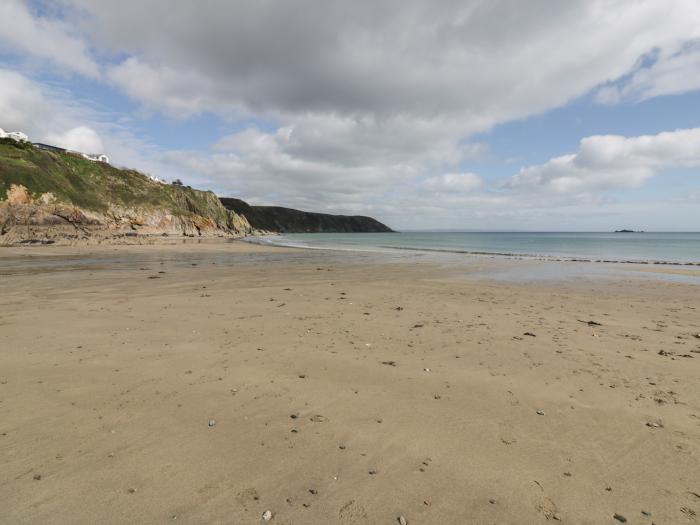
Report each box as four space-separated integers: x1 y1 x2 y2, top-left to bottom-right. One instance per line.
254 231 700 266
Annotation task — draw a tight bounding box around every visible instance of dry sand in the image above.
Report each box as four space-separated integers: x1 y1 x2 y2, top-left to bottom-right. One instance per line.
1 240 699 524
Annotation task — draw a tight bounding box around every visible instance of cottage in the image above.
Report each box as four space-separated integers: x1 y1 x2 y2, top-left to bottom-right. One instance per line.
81 152 110 164
1 129 29 142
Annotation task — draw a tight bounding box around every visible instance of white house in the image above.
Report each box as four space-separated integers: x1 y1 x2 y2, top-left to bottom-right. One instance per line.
1 129 29 142
81 152 110 164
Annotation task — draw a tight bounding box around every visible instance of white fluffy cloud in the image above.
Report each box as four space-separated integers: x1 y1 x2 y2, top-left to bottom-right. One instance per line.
597 44 700 104
72 0 700 128
422 173 483 193
45 126 104 154
0 0 99 78
508 128 700 193
0 70 49 131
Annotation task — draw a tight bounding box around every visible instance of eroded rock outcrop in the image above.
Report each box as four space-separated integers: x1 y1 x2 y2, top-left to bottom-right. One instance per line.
0 183 252 246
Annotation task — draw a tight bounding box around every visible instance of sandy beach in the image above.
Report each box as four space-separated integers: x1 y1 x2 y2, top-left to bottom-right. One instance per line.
1 240 699 524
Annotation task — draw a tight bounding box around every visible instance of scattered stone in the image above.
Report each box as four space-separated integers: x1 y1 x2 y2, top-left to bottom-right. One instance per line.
395 306 404 311
613 513 627 523
262 510 273 521
412 323 424 328
645 420 663 428
33 474 41 480
489 499 496 504
298 374 306 379
424 368 431 372
398 516 407 525
339 445 346 450
368 469 378 475
381 360 397 366
524 332 536 337
309 489 317 495
208 419 216 427
641 510 651 516
290 413 299 419
536 410 546 416
578 319 602 326
127 488 137 494
309 414 327 422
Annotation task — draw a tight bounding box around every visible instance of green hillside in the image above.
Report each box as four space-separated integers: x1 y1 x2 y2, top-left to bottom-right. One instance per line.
0 138 237 230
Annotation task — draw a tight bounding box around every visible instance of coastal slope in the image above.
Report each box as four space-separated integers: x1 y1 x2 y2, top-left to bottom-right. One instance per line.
0 139 252 245
220 197 393 233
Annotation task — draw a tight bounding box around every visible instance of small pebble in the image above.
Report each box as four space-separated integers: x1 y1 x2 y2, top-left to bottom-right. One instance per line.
309 489 317 495
208 419 216 427
398 516 407 525
33 474 41 480
613 513 627 523
261 509 272 521
489 499 496 504
536 410 546 416
641 510 651 516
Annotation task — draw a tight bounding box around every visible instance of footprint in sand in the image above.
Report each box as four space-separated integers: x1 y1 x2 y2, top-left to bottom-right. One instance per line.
338 499 369 524
499 422 517 445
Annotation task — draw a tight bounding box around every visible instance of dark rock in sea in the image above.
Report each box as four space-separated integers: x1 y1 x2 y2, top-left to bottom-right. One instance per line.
220 197 393 233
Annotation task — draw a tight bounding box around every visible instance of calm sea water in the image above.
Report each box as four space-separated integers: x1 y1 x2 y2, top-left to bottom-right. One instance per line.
257 232 700 264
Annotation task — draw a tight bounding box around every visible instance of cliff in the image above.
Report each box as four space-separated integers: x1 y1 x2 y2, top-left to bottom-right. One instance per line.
219 197 393 233
0 139 252 245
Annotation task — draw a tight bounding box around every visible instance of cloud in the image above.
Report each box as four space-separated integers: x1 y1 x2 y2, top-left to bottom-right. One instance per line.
422 173 483 193
596 42 700 103
45 126 104 153
65 0 700 125
0 0 99 78
507 127 700 193
0 70 49 130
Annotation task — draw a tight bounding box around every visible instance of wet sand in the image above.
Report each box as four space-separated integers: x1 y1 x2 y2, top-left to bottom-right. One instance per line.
1 240 699 524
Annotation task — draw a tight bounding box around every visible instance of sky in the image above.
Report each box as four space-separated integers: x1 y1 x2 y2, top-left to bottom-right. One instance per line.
1 0 700 231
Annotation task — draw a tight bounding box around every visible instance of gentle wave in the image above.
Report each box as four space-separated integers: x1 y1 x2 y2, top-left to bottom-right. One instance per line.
245 232 700 267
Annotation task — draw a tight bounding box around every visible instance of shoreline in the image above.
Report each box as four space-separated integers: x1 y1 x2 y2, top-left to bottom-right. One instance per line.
248 233 700 269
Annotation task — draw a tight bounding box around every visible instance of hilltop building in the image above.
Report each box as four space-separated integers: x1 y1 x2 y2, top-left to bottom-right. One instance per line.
0 129 29 142
81 153 110 164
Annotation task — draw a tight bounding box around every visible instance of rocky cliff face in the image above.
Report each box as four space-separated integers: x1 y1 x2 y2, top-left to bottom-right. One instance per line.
0 140 252 245
220 197 393 233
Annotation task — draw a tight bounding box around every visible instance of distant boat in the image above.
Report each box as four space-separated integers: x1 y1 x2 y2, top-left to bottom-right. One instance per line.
614 229 644 233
